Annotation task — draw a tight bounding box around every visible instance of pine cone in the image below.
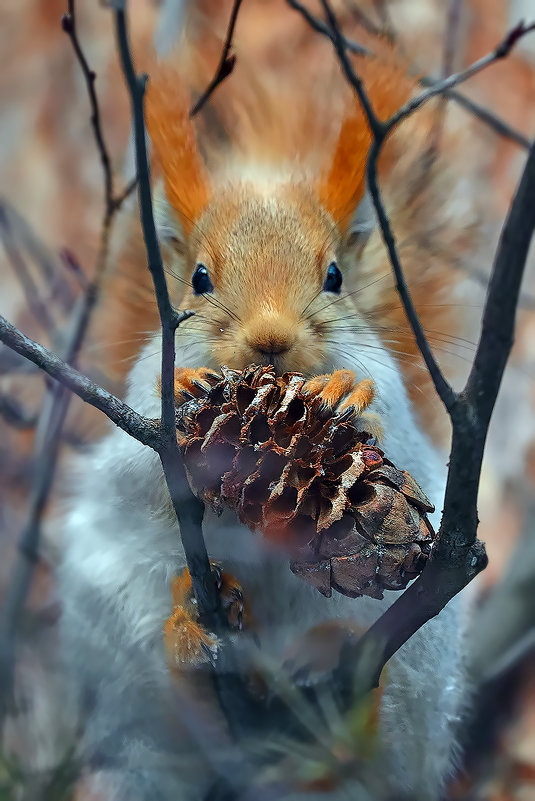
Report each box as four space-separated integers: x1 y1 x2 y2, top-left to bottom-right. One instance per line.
176 366 436 600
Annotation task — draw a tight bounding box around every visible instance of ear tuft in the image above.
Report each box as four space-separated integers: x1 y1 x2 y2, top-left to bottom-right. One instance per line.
145 61 211 234
319 53 416 230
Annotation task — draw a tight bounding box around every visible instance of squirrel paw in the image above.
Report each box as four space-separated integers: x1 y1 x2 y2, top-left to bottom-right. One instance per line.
304 372 382 442
165 564 249 669
172 367 220 403
304 371 375 415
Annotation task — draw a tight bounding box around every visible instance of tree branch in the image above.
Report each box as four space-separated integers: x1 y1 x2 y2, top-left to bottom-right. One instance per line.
0 315 160 448
190 0 243 118
286 1 532 150
420 80 532 151
113 3 221 627
290 0 535 702
317 0 457 410
287 0 369 55
388 20 535 131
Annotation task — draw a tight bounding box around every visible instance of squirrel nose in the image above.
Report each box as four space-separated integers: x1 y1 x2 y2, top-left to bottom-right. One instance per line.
257 341 290 357
244 312 295 360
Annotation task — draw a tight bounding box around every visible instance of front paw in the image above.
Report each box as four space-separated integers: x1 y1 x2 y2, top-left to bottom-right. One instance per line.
172 367 220 403
303 371 382 440
303 370 374 414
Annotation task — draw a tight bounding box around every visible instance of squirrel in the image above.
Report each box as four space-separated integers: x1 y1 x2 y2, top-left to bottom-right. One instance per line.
59 3 477 799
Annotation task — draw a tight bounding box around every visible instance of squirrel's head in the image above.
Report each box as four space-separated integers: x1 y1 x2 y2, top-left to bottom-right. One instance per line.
145 49 414 374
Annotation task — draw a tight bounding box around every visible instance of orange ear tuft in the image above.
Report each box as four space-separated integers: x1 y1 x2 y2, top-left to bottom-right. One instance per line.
145 62 211 233
319 54 416 229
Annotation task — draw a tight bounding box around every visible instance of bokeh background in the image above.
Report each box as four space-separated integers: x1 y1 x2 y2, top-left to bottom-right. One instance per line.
0 1 534 798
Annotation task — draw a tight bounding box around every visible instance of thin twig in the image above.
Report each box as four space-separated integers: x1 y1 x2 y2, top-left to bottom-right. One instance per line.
339 144 535 689
0 207 55 334
0 318 160 453
0 0 140 722
62 1 114 214
420 80 532 150
190 0 243 117
389 20 535 131
112 173 138 211
286 2 531 150
427 0 464 158
292 0 535 700
316 0 457 410
114 3 221 627
287 0 369 55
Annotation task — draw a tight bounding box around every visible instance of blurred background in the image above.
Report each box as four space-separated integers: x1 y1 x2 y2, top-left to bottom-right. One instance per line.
0 1 534 798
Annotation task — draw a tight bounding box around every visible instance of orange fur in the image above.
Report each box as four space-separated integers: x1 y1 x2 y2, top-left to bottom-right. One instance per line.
165 565 251 667
93 1 470 439
172 366 220 400
145 62 211 232
319 53 416 229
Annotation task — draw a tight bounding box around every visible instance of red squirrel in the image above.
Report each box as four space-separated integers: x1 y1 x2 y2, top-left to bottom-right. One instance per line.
61 4 475 799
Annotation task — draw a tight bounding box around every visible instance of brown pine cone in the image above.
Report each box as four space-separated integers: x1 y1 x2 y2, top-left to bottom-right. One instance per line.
176 366 436 600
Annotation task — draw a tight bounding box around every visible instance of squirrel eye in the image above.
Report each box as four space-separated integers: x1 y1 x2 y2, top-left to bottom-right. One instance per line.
192 263 214 295
323 262 342 294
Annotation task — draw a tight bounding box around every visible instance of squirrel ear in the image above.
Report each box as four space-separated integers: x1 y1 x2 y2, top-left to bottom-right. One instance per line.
319 55 415 231
145 62 211 234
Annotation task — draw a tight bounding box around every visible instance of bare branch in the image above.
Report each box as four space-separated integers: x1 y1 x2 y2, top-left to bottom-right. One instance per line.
286 2 531 150
335 143 535 693
287 0 369 55
0 206 55 334
111 173 138 211
466 142 535 423
190 0 243 118
420 80 532 151
388 20 535 131
0 315 160 448
316 0 456 410
114 4 221 627
62 0 138 216
62 1 114 215
0 1 146 723
290 0 535 703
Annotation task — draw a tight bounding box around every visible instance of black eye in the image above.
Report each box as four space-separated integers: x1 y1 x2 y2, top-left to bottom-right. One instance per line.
192 263 214 295
323 262 342 294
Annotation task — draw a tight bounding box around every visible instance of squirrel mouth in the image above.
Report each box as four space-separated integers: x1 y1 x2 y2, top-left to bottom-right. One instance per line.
256 350 290 370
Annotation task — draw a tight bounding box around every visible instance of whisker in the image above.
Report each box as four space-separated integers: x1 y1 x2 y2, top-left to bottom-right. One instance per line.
305 272 391 321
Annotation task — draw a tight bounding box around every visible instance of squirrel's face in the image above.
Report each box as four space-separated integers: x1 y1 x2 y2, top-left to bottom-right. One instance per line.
167 182 363 375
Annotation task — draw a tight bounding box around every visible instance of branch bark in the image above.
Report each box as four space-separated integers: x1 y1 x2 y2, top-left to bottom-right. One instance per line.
113 3 221 628
190 0 244 117
291 0 535 701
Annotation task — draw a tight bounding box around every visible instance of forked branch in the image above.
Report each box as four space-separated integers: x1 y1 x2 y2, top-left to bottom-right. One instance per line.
291 0 535 698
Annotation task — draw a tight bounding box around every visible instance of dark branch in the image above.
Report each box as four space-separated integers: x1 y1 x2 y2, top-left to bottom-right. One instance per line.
190 0 243 117
286 1 531 149
62 0 114 215
420 80 532 151
291 0 535 704
287 0 369 55
339 138 535 681
466 141 535 424
316 0 456 410
388 20 535 131
0 206 55 334
0 315 160 448
114 4 220 627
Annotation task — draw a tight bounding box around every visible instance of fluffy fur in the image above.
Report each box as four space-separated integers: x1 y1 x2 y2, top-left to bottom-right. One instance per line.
59 7 475 800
